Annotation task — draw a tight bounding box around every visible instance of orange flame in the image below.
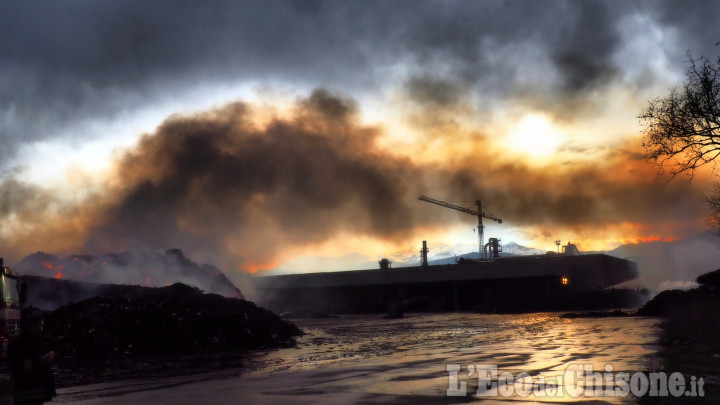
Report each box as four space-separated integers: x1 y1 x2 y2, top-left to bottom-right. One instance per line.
55 273 62 279
244 259 284 274
622 235 679 244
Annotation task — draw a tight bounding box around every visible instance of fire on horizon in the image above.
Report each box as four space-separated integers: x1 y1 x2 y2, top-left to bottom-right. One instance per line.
0 1 718 281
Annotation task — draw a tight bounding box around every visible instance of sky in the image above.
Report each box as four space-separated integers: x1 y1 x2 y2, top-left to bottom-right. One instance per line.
2 0 720 285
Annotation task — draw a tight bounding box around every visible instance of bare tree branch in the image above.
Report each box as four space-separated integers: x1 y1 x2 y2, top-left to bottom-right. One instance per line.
640 51 720 224
640 54 720 179
707 183 720 228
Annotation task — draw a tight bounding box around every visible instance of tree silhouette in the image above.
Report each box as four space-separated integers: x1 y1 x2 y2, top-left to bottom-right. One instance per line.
640 52 720 226
640 52 720 177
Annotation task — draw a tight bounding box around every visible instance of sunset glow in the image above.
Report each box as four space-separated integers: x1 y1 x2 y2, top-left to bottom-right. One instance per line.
5 4 720 402
0 1 717 281
502 114 568 159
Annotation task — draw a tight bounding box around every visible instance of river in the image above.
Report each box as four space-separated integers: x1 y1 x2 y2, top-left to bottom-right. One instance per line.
54 312 666 404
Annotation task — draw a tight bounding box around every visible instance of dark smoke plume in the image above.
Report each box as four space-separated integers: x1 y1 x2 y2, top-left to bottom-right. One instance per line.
0 89 711 279
84 90 425 270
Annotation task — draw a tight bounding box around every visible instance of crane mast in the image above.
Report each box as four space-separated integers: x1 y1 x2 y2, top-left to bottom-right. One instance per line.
418 195 502 260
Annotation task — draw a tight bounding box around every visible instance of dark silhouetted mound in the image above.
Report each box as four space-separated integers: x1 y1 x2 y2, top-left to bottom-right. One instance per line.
697 268 720 289
636 268 720 345
44 283 300 363
635 289 694 317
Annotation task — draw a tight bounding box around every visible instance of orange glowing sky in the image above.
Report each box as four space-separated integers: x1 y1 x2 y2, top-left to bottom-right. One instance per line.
1 1 719 278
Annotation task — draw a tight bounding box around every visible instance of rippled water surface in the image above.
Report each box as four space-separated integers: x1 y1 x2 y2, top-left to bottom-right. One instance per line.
56 313 664 404
240 313 662 403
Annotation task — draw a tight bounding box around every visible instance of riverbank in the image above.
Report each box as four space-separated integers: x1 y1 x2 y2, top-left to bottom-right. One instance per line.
632 269 720 403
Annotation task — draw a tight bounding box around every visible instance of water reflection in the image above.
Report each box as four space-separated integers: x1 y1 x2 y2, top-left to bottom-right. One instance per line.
245 313 662 403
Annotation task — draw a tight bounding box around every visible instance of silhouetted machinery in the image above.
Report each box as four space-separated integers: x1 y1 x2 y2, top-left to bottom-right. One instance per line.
0 258 26 359
486 237 502 260
418 195 502 260
420 241 429 267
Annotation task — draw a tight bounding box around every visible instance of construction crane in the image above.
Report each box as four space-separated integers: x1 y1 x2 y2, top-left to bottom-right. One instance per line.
418 195 502 260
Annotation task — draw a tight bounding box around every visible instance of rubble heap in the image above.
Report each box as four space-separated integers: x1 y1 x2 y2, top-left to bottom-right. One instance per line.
24 275 158 310
17 249 243 298
635 269 720 344
44 283 300 363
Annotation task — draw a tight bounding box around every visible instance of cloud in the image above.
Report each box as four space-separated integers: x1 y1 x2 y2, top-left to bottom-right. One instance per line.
4 0 715 164
404 76 470 110
82 90 425 270
0 90 712 275
0 172 100 258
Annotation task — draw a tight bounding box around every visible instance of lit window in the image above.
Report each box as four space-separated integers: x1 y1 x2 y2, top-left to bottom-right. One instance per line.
561 277 569 286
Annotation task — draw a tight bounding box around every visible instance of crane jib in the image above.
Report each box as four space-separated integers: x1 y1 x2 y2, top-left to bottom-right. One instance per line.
418 195 503 260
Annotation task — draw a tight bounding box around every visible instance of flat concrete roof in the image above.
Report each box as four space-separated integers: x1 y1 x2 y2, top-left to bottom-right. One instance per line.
253 254 637 290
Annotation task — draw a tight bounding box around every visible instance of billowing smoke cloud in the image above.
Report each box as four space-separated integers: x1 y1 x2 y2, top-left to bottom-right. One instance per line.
442 152 706 232
0 90 711 278
83 90 424 270
0 172 99 256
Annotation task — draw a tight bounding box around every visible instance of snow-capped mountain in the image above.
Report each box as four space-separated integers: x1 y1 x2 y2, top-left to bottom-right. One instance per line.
501 241 548 256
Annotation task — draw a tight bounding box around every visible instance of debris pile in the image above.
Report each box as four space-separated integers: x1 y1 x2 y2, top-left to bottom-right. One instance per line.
16 249 243 298
44 283 300 364
636 269 720 344
24 275 157 310
635 268 720 317
634 289 698 317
